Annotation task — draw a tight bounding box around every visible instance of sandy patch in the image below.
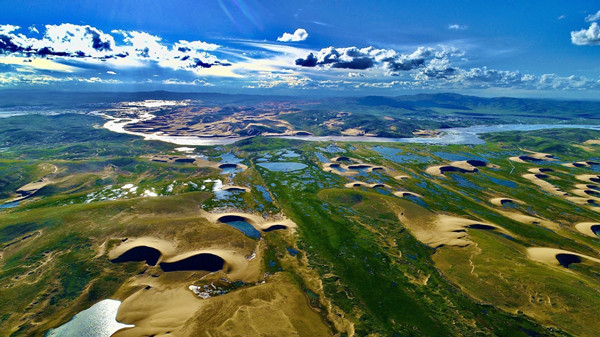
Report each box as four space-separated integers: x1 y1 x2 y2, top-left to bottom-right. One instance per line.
160 248 261 281
509 151 556 163
490 197 525 207
393 191 423 198
583 139 600 145
574 222 600 238
398 212 510 248
221 185 251 193
201 210 297 233
495 209 559 230
341 128 375 136
526 247 600 267
344 181 391 189
108 237 176 262
576 174 600 184
522 173 567 197
426 160 492 176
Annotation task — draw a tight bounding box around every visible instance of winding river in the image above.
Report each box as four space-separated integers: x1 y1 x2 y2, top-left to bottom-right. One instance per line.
104 118 600 146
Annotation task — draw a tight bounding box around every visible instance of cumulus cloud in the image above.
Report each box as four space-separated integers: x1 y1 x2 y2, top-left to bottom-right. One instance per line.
0 71 122 86
277 28 308 42
448 24 468 30
0 23 230 72
585 10 600 22
571 22 600 45
294 45 463 74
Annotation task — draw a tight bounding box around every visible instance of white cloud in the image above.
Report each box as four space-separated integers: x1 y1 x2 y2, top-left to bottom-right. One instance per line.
558 15 566 20
294 45 463 74
106 70 116 75
448 24 468 30
571 22 600 45
0 71 122 86
28 25 39 34
585 10 600 22
0 24 231 74
277 28 308 42
161 78 214 86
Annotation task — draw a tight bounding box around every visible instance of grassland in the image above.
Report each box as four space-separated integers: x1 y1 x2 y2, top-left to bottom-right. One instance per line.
1 99 600 336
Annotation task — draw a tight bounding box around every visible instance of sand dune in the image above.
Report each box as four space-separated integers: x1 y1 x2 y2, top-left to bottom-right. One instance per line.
221 185 251 192
393 191 423 198
562 161 599 168
522 173 567 196
583 139 600 145
490 197 525 207
149 154 248 171
509 151 555 163
398 212 510 248
331 156 353 163
344 181 391 189
426 160 492 176
496 209 559 230
526 167 554 174
526 247 600 268
202 211 297 233
108 237 176 263
394 174 411 180
574 222 600 238
576 174 600 184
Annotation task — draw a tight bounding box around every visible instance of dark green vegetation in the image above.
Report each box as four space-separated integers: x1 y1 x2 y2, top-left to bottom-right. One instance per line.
1 94 600 336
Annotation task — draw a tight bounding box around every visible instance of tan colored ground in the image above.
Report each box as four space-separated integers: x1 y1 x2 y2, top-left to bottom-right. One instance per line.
200 210 297 232
149 155 248 171
114 272 332 337
583 139 600 145
526 247 600 267
393 191 423 198
344 181 391 189
426 160 494 176
509 151 555 163
179 274 333 337
576 174 600 184
108 237 176 261
221 185 251 192
489 197 524 207
521 173 567 197
574 222 600 238
396 205 510 248
562 161 599 168
341 128 375 136
322 157 389 176
412 129 442 137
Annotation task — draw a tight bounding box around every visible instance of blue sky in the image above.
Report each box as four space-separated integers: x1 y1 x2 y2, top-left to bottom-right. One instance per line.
1 0 600 97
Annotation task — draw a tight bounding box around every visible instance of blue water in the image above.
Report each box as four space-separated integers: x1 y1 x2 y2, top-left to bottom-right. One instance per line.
281 150 300 158
222 220 261 239
485 175 517 188
315 152 329 163
45 299 132 337
255 185 273 202
450 174 482 190
0 201 20 209
372 146 431 163
286 247 299 256
319 144 343 153
258 162 308 172
219 152 242 163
